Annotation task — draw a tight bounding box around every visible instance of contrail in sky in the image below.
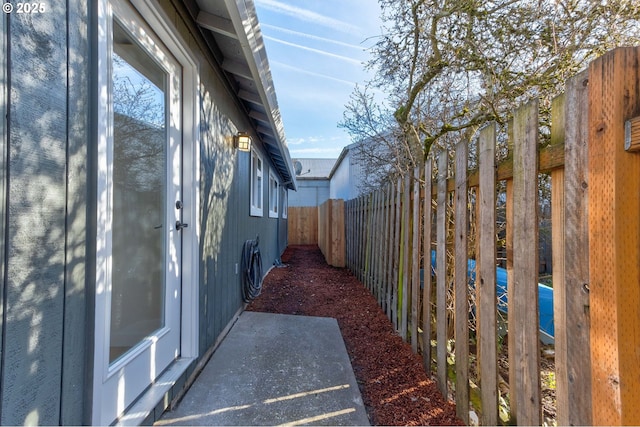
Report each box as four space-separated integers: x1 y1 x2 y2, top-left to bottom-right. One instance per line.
271 61 356 86
261 23 367 51
265 36 363 66
255 0 361 34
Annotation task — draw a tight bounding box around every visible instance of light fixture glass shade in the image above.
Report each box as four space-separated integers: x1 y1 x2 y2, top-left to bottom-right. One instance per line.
236 132 252 152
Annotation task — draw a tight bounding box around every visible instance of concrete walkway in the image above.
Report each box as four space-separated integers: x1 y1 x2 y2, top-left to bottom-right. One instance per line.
156 311 370 426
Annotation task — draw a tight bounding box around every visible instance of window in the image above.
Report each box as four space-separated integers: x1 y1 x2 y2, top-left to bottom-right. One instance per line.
250 149 263 216
269 171 279 218
282 189 288 219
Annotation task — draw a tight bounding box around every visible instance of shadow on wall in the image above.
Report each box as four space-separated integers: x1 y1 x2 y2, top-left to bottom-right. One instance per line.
199 84 236 275
198 85 238 338
3 4 88 425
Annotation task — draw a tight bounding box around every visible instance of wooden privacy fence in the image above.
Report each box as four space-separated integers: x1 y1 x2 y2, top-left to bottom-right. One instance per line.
288 206 318 245
287 202 346 267
344 47 640 425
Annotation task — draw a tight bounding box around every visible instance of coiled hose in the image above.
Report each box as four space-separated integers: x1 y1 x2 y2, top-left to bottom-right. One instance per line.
241 235 263 302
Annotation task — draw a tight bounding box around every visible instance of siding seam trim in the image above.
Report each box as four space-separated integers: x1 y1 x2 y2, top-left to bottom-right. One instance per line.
0 10 10 423
58 0 71 423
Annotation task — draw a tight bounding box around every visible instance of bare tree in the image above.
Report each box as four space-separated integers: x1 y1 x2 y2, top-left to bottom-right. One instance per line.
341 0 640 182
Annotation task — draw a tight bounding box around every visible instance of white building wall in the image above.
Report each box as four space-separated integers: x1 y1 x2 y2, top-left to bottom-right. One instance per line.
329 148 366 201
348 153 365 198
288 180 330 207
329 151 351 200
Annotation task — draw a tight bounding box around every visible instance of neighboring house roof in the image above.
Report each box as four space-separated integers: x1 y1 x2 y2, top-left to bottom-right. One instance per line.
328 142 358 179
292 158 337 180
191 0 297 190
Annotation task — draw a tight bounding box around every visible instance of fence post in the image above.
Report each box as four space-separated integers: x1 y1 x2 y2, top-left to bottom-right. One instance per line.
588 47 640 425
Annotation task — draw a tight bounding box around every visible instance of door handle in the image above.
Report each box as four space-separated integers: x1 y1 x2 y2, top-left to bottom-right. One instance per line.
176 220 189 231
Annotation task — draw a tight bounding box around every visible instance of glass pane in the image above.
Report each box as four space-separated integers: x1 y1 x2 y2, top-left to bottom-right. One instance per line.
109 20 167 363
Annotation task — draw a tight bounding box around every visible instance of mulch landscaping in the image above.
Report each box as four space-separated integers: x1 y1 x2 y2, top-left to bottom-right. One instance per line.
246 245 463 426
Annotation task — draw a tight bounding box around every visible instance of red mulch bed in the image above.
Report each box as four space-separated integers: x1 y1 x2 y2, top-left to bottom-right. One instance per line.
247 245 463 426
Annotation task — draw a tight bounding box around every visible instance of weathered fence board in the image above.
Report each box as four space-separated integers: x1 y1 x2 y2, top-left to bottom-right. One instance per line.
401 174 411 340
454 140 470 424
478 124 498 425
422 158 433 372
377 189 385 305
436 151 448 397
359 196 365 282
366 195 372 291
511 101 541 425
392 178 401 330
381 185 388 310
557 69 592 427
385 183 393 317
550 95 566 427
411 167 421 353
368 195 373 291
505 178 516 421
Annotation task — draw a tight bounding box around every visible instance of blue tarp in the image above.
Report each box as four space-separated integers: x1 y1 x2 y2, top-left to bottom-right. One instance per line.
424 251 554 342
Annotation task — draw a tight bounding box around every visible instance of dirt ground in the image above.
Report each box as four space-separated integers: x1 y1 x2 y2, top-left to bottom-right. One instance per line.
246 245 463 426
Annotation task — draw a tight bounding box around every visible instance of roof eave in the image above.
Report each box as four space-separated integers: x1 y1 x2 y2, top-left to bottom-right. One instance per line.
222 0 297 191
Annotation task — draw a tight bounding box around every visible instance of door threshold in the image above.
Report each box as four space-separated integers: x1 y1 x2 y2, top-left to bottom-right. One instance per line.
115 357 196 426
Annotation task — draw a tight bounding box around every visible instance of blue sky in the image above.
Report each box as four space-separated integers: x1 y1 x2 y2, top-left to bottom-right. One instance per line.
254 0 382 159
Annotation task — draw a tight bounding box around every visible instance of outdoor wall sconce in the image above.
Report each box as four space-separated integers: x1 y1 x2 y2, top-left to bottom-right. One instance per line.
235 132 252 152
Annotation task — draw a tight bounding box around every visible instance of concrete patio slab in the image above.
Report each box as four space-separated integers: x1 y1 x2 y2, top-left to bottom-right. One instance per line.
156 311 370 426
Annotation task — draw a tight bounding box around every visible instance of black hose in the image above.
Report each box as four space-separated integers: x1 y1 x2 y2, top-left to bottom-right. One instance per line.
241 235 263 302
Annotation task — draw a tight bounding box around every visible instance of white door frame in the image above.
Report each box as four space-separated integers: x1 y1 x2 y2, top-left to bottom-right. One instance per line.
93 0 200 424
